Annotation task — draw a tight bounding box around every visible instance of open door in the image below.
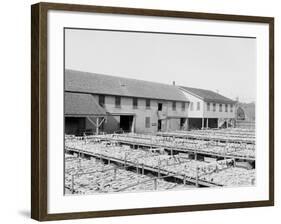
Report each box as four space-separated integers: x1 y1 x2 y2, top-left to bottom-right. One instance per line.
120 115 134 132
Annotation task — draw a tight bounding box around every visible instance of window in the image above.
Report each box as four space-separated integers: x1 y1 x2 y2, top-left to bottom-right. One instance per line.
219 104 222 112
146 99 150 109
133 98 138 109
158 103 162 111
190 102 194 111
172 102 176 111
182 102 185 111
213 103 216 112
197 102 200 111
225 104 228 112
99 95 105 107
207 102 210 111
230 104 233 112
145 117 150 128
115 96 121 108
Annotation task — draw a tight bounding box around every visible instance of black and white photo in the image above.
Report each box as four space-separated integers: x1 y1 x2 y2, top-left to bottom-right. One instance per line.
64 28 257 195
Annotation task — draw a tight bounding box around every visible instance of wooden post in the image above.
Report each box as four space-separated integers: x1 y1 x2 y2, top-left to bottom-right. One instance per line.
78 157 81 169
183 175 186 185
142 163 144 175
194 152 197 161
71 175 74 194
196 166 199 187
124 154 127 168
131 116 135 133
226 119 229 128
84 132 87 144
154 179 157 190
171 148 173 156
114 168 117 180
202 117 204 129
185 118 189 131
206 118 209 129
96 117 99 135
158 159 161 177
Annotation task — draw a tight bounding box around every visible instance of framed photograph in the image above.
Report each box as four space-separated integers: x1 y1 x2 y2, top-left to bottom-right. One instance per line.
31 2 274 221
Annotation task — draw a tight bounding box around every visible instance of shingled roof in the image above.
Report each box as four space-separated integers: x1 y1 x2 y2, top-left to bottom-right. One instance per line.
65 92 106 116
65 69 189 102
180 86 236 104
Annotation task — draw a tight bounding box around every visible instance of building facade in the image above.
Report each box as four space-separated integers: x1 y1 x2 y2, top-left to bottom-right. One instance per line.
65 70 189 135
64 70 238 135
179 86 236 129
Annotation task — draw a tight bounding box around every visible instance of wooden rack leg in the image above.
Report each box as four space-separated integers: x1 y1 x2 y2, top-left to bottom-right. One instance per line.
196 166 199 187
114 168 117 180
71 175 74 194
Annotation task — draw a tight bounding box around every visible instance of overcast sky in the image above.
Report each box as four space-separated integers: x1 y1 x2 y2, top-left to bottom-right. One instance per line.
65 29 256 103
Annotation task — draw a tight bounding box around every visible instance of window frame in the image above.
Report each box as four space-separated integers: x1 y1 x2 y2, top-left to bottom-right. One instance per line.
181 102 185 111
213 103 216 112
190 102 194 111
219 104 223 112
146 99 151 109
132 97 138 109
207 102 210 111
115 96 121 108
145 117 150 128
172 101 177 111
98 95 105 108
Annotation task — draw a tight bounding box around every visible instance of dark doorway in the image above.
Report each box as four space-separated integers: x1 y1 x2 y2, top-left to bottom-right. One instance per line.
158 103 163 111
188 118 203 129
65 117 85 136
180 118 186 129
120 115 134 132
208 118 218 128
158 120 162 131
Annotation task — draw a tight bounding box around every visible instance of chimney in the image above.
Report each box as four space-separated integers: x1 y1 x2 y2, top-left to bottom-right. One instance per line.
172 81 175 86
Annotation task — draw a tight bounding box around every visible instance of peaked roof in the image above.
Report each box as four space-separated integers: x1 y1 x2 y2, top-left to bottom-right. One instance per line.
65 92 106 116
65 69 189 102
180 86 236 104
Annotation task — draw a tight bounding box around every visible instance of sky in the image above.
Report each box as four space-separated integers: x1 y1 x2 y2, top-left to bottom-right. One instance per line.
65 29 256 103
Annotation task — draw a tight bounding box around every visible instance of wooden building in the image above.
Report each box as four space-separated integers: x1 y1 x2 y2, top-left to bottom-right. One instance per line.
179 86 236 129
65 70 189 135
